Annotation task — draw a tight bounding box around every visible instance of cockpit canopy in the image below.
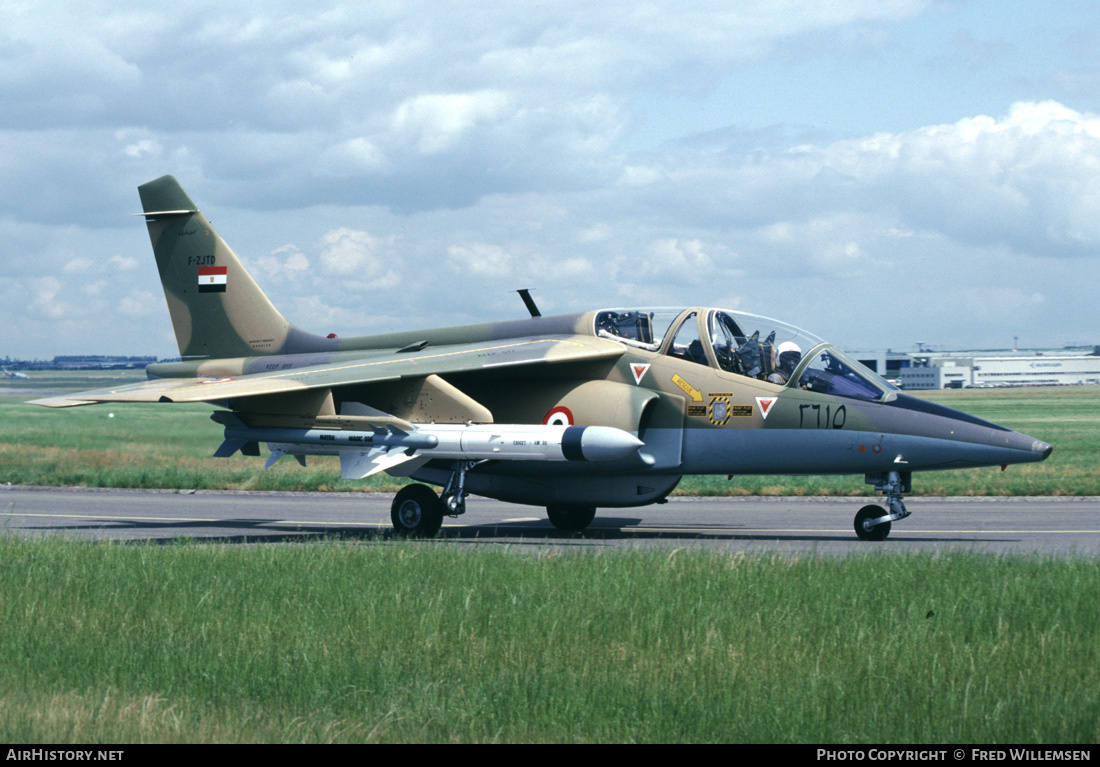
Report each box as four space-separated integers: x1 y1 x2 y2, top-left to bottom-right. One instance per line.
594 308 897 402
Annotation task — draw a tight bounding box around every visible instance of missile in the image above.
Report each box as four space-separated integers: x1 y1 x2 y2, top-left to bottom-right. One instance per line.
212 413 645 465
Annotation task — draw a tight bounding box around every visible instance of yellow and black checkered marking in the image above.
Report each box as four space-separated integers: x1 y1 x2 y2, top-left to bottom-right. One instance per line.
709 396 731 425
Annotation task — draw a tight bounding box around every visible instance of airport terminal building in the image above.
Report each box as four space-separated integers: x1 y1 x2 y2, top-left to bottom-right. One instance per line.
895 350 1100 389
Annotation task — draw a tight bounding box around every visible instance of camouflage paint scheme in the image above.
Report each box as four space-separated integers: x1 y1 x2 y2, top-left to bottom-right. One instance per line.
30 176 1052 538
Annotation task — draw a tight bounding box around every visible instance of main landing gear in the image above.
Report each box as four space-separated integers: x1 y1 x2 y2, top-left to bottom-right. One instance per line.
390 484 445 537
390 460 483 537
546 505 596 532
854 471 912 542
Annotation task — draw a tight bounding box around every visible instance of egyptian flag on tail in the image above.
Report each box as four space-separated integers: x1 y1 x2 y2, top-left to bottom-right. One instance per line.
198 265 227 293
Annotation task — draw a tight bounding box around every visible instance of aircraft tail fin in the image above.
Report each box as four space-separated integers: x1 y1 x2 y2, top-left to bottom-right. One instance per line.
138 175 300 360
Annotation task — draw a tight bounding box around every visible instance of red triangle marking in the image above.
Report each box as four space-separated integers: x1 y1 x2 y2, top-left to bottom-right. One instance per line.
756 396 777 419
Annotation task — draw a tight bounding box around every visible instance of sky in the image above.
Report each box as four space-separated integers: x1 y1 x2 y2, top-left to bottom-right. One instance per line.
3 0 1100 359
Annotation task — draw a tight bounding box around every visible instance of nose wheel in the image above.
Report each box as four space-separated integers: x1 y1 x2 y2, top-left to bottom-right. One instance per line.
854 505 892 541
856 471 912 541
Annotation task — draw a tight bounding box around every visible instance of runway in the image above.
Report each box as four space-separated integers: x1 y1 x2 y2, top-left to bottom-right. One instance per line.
2 485 1098 556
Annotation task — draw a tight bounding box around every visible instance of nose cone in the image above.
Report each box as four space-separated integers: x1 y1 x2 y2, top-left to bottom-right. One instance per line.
565 425 646 462
1029 437 1053 462
998 428 1053 464
882 394 1053 470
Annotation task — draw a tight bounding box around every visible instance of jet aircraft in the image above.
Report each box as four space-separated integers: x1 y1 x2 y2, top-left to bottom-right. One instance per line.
3 370 29 379
30 176 1053 540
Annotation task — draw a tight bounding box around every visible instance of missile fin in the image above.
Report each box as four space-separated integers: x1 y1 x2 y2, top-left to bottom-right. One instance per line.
263 449 309 469
214 438 250 458
264 449 286 469
340 447 422 480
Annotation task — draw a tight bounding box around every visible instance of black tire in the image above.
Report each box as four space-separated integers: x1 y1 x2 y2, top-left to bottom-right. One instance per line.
854 504 891 541
391 484 445 537
546 505 597 532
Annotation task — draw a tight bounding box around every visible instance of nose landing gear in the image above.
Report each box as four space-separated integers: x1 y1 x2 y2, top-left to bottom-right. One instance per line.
855 471 912 541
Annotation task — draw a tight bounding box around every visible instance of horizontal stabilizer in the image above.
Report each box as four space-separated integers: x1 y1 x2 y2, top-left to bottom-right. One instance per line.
134 209 197 218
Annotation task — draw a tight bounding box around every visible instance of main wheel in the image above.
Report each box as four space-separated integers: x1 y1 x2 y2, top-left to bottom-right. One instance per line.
854 504 891 541
391 484 445 537
546 505 597 532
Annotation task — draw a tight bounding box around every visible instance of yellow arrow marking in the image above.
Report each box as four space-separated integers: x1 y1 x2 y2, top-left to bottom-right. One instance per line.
671 373 703 402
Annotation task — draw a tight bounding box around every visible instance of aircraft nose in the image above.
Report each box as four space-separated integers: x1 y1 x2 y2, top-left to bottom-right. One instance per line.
994 427 1053 464
883 393 1052 468
1033 439 1053 461
996 426 1053 463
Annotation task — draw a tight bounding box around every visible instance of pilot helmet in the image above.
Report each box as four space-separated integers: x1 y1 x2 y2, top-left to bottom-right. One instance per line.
776 341 802 369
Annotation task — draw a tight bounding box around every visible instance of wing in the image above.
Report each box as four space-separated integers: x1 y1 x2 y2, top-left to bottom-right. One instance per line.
28 335 624 408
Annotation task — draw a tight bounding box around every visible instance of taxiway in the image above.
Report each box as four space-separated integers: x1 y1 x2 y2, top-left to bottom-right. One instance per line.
2 485 1097 556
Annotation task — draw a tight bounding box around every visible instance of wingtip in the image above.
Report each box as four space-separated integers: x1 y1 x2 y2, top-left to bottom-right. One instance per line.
26 396 96 408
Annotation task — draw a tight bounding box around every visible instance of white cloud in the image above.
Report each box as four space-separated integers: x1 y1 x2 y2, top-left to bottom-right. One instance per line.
960 287 1045 322
30 277 74 320
318 228 384 275
321 137 387 174
254 245 310 279
0 1 931 221
117 289 157 317
391 91 511 155
109 254 139 270
645 238 716 274
316 227 400 289
542 256 595 280
0 3 1098 355
122 139 161 160
81 280 106 297
447 242 514 279
283 252 310 271
62 258 95 274
638 101 1100 263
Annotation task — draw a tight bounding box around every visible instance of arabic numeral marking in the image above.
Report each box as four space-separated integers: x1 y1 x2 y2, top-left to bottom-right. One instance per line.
799 403 846 429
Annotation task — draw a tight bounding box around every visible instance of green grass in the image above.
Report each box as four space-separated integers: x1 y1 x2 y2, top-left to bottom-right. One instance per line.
1 372 402 492
0 538 1096 743
2 373 1097 494
2 375 1096 743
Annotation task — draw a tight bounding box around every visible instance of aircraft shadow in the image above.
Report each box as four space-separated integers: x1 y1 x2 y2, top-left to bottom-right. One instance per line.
19 514 1013 547
19 518 389 546
441 520 1007 546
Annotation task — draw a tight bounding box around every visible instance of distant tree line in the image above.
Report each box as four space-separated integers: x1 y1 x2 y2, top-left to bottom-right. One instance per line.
2 355 159 370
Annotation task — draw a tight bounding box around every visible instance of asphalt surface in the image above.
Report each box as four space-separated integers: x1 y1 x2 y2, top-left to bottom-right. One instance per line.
2 485 1098 556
